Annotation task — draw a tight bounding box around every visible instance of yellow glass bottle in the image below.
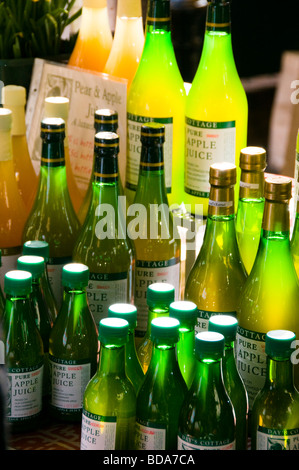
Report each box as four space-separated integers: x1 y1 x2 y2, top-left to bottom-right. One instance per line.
126 0 186 207
184 0 248 216
236 176 299 411
185 162 247 333
235 146 267 274
0 108 28 291
68 0 112 73
2 85 38 213
44 96 84 213
103 0 144 89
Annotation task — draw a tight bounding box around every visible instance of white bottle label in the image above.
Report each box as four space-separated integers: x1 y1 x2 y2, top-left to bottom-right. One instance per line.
126 113 173 193
178 434 235 450
87 271 129 325
134 258 180 334
47 256 72 308
235 326 267 409
185 118 236 198
256 426 299 450
7 364 44 419
80 409 117 450
135 421 166 450
195 309 237 334
49 356 91 412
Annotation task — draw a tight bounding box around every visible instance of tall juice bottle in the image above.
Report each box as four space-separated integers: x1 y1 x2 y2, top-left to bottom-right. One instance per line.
184 0 248 216
68 0 112 72
2 85 38 213
73 131 134 325
236 176 299 412
235 146 267 274
44 96 84 213
22 118 81 309
126 0 186 207
184 162 247 333
0 108 28 291
0 251 5 314
77 109 119 225
129 123 181 337
103 0 144 89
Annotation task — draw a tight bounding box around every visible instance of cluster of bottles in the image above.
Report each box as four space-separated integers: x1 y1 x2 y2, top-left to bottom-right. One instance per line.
1 0 299 452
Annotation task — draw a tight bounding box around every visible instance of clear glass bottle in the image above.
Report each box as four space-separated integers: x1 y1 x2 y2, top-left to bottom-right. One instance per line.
126 0 186 207
22 118 81 309
108 302 144 394
208 314 248 450
236 176 299 411
169 300 197 389
73 131 134 325
235 146 267 274
137 282 175 374
80 317 136 450
2 270 44 433
0 108 27 292
185 162 247 333
103 0 144 89
49 263 98 422
184 0 248 216
178 331 236 450
68 0 112 73
251 329 299 450
135 316 187 450
2 85 38 213
129 123 181 337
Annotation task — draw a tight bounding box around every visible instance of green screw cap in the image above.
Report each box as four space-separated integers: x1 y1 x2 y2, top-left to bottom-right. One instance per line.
265 330 296 360
147 282 175 309
17 255 45 279
108 303 138 329
62 263 89 288
4 270 32 296
150 316 180 345
208 314 238 342
23 240 50 262
98 317 129 346
169 300 197 330
195 331 225 361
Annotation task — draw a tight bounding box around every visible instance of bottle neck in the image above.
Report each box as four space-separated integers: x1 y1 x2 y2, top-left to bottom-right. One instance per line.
4 293 36 328
145 306 169 335
117 0 142 18
148 342 178 377
8 105 26 136
239 169 265 200
193 356 223 391
206 0 231 34
0 129 13 162
146 0 171 33
98 344 126 376
264 356 295 391
208 184 235 217
61 287 89 322
262 200 290 236
41 138 65 169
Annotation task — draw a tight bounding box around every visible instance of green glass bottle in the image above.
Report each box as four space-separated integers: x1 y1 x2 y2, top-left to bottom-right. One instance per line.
22 240 58 322
178 331 236 450
73 131 134 326
2 270 44 433
184 0 248 217
251 330 299 450
17 255 53 410
0 250 5 315
291 150 299 277
129 123 181 337
22 118 81 309
80 317 136 450
108 302 144 394
236 176 299 411
169 300 197 389
78 109 119 225
235 146 267 274
126 0 186 208
135 316 187 450
185 162 247 333
208 314 248 450
137 282 175 374
49 263 98 422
